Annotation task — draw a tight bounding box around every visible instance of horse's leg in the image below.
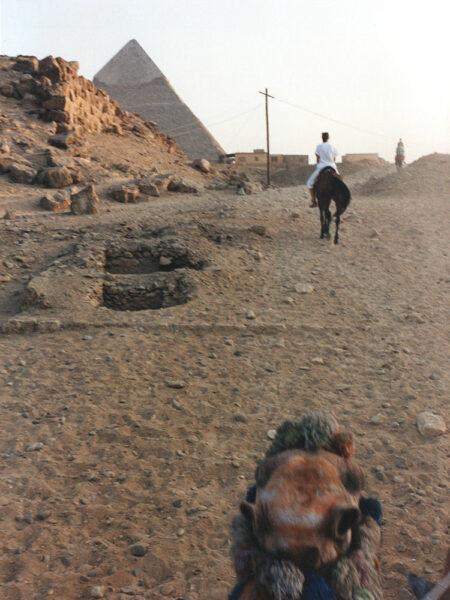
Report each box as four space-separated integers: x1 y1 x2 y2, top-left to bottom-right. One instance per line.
334 212 340 244
325 207 331 240
319 206 325 238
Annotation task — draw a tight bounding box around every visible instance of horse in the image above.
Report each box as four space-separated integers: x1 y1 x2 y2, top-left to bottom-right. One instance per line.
313 167 351 245
395 153 404 169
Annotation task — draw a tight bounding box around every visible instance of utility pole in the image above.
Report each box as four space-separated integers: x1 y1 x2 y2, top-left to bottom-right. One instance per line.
259 88 274 186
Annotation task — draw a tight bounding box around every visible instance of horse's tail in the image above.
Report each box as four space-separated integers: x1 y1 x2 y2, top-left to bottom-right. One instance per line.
333 178 351 216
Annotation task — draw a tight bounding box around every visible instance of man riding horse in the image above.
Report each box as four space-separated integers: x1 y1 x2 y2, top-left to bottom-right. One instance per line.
395 138 405 168
307 132 339 207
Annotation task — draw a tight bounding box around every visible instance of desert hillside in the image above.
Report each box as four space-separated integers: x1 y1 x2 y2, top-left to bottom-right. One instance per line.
0 54 448 600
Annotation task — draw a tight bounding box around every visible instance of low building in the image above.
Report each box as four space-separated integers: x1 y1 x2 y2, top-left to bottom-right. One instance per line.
342 153 379 163
235 149 309 168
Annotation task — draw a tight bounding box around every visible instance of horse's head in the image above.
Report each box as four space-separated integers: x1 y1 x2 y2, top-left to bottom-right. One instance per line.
240 449 364 572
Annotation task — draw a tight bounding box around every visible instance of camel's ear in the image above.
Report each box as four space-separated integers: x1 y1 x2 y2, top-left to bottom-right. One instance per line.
330 506 360 540
240 501 258 533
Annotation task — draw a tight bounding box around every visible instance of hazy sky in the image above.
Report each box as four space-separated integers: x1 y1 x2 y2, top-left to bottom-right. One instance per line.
1 0 449 161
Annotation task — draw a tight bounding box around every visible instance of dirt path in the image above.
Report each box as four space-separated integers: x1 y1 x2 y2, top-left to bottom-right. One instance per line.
0 184 448 600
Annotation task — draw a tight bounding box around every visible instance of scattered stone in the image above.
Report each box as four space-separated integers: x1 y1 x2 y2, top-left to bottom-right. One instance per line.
369 229 379 238
267 429 277 440
90 586 105 599
283 296 295 305
166 380 186 389
71 185 99 215
48 131 79 149
26 442 44 451
193 158 210 173
243 181 263 194
138 180 160 197
60 555 71 567
113 185 140 203
40 194 70 212
168 178 200 193
250 225 266 236
172 499 183 508
159 255 172 267
130 544 146 557
395 456 408 469
311 357 324 364
0 83 15 97
370 413 384 424
3 209 17 220
233 414 247 423
41 166 73 188
416 412 446 437
298 283 314 294
0 141 10 154
9 164 37 184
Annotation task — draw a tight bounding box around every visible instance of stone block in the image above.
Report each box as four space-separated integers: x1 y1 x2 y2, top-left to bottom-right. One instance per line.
0 83 15 97
71 185 99 215
112 185 140 203
39 56 63 83
10 164 37 184
48 131 78 149
45 109 71 123
43 95 69 111
417 412 446 437
40 194 71 212
138 180 160 197
168 178 200 194
13 56 39 73
193 158 210 173
42 166 73 188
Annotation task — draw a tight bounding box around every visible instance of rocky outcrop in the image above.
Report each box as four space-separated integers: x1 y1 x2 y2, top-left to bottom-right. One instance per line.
0 54 180 156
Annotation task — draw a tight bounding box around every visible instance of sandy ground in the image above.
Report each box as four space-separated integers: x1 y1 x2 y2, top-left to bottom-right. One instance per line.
0 175 448 600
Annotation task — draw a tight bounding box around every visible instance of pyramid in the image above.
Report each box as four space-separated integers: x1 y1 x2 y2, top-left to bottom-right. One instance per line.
94 39 225 161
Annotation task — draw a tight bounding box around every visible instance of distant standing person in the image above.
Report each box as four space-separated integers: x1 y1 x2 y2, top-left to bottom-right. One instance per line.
307 132 339 207
395 138 405 168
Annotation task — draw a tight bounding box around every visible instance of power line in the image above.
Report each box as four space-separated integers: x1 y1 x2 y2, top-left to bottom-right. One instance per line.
273 96 426 148
165 104 261 137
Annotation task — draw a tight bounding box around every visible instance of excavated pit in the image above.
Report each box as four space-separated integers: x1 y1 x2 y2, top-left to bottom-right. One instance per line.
105 241 206 275
102 272 194 311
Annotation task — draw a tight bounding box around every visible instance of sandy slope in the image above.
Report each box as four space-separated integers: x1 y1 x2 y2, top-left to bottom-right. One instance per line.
0 162 448 600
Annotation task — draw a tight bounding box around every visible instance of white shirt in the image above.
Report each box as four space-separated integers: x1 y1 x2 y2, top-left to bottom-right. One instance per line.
315 142 338 167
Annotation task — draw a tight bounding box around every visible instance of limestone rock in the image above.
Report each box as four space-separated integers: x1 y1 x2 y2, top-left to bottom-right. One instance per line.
9 164 37 184
48 131 79 149
0 83 15 97
13 56 39 73
70 185 99 215
138 179 160 197
168 178 200 194
243 181 263 195
416 412 446 437
42 166 73 188
250 225 266 236
40 194 71 212
151 174 175 194
112 185 140 203
0 141 10 154
193 158 210 173
0 157 13 173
